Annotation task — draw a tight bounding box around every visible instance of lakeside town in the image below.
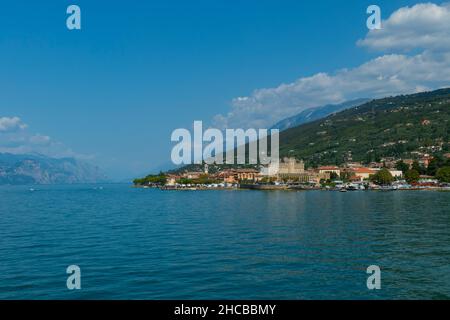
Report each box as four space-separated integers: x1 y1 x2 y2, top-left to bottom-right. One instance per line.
134 152 450 191
131 88 450 193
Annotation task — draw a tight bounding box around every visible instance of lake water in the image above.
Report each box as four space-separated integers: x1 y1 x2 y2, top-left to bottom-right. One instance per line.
1 184 449 299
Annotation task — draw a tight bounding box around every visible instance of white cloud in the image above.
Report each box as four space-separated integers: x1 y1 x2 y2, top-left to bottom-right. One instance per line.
0 116 92 159
358 3 450 52
29 134 51 146
0 117 27 132
213 2 450 129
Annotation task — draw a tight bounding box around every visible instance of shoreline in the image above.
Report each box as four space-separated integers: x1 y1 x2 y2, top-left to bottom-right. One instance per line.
135 184 450 192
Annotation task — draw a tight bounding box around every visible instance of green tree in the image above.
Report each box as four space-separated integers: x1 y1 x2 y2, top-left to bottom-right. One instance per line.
395 160 409 174
145 172 167 184
177 178 194 185
436 167 450 183
329 172 339 180
133 178 145 185
133 172 167 185
405 169 420 183
426 158 439 176
370 168 394 185
412 161 426 175
340 171 355 183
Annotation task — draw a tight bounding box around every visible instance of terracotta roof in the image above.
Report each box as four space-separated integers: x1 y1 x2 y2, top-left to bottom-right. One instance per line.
351 168 376 174
217 170 235 176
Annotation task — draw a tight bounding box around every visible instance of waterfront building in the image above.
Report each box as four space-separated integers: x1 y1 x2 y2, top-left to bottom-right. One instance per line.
218 170 237 184
235 169 260 181
297 170 330 185
261 157 305 179
166 174 182 186
348 167 377 182
348 167 403 182
318 166 341 176
183 172 203 179
217 169 261 183
260 157 334 184
278 157 305 174
388 170 403 178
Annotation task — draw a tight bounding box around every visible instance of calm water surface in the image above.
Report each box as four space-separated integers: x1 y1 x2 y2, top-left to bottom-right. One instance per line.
1 184 449 299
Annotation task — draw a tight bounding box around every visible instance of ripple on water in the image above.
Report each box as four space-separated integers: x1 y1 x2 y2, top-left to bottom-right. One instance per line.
1 185 449 299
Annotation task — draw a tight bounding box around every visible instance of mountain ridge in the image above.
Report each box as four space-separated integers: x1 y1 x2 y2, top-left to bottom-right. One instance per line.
0 153 108 185
270 98 370 131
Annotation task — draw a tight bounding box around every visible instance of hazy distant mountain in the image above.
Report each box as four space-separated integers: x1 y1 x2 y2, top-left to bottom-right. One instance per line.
0 153 108 185
271 98 370 131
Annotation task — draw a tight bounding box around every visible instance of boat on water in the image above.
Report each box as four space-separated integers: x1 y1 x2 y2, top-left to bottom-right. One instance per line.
379 185 398 191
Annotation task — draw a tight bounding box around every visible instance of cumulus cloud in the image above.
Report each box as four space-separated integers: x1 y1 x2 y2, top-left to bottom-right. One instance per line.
0 117 27 132
0 116 91 159
358 2 450 52
214 2 450 129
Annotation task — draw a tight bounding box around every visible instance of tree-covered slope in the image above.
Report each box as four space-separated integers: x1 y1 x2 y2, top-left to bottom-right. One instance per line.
279 88 450 166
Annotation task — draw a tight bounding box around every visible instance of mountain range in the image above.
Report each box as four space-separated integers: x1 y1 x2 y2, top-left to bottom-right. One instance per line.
0 153 108 185
270 98 370 131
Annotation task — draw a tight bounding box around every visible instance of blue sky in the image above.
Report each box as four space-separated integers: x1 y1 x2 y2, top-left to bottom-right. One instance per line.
1 0 449 179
